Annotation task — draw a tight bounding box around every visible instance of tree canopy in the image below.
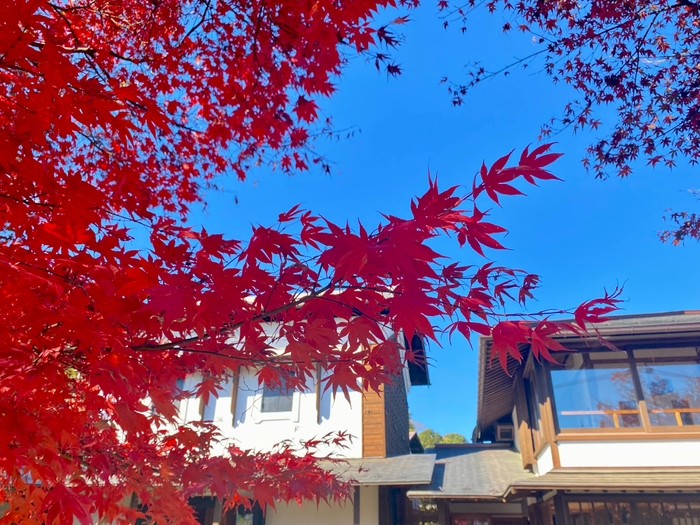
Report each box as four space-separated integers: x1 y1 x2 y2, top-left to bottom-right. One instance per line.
442 432 468 444
443 0 700 242
0 1 623 525
417 429 467 449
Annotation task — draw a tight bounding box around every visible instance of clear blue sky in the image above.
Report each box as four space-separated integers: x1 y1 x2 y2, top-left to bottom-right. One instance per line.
189 4 700 439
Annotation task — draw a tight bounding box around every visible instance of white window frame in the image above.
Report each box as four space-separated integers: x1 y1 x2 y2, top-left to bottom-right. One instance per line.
252 388 301 423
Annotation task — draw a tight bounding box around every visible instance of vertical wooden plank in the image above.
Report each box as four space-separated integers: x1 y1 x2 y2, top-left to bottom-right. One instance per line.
437 500 449 525
198 395 205 420
211 498 223 525
524 375 541 452
539 364 561 468
252 502 265 525
628 351 653 431
513 369 535 468
362 386 386 458
530 501 545 525
352 486 361 525
378 486 390 525
553 494 572 525
230 368 239 426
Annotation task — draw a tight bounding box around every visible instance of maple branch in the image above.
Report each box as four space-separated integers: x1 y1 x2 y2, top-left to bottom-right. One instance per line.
47 3 84 48
177 0 213 47
103 209 154 229
61 46 149 64
136 345 380 366
0 192 57 209
131 284 335 352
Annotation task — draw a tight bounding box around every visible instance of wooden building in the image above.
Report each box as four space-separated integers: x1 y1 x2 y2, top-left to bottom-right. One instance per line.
402 311 700 525
187 311 700 525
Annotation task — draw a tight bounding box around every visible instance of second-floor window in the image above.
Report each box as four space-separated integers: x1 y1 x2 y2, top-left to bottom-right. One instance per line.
549 347 700 432
635 347 700 427
551 351 641 429
260 384 294 413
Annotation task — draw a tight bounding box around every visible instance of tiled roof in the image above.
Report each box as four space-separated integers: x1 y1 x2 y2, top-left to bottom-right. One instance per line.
505 468 700 496
328 453 436 486
406 444 534 499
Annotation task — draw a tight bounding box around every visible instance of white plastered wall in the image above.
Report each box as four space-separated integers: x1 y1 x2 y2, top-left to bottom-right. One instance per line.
176 322 411 459
265 486 378 525
179 369 364 458
557 439 700 467
535 443 554 475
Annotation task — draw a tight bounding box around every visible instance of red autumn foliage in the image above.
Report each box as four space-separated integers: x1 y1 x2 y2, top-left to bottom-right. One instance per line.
1 1 622 525
440 0 700 242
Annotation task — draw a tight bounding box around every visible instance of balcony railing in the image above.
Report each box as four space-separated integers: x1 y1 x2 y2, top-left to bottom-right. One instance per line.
560 407 700 428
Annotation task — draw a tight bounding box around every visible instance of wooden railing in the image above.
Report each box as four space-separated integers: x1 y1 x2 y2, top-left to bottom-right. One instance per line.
560 409 640 429
649 407 700 426
560 407 700 428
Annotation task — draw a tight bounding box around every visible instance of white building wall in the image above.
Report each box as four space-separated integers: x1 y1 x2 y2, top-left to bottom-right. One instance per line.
511 407 521 453
179 369 365 458
265 486 378 525
535 443 554 475
177 323 411 459
557 439 700 468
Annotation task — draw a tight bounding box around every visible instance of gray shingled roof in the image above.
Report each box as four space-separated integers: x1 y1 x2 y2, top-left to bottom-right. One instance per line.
406 444 534 499
327 453 436 486
505 468 700 497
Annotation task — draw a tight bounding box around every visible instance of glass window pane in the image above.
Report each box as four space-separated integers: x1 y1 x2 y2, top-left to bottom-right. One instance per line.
565 500 700 525
261 385 293 413
634 348 700 427
551 352 641 429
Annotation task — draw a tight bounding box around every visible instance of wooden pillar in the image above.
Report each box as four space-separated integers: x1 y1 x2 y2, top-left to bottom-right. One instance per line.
538 365 561 468
437 499 450 525
553 494 571 525
513 369 535 468
353 486 361 525
212 498 223 525
529 500 545 525
378 486 391 525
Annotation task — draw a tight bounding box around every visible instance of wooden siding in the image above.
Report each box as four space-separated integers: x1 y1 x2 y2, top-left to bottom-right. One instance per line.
362 387 386 458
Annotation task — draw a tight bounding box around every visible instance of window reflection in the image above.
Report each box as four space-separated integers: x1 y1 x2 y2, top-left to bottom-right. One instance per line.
635 348 700 427
551 352 641 429
261 384 293 413
567 499 700 525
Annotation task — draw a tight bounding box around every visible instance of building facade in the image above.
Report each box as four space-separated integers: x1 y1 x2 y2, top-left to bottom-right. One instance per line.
185 312 700 525
421 311 700 525
177 331 432 525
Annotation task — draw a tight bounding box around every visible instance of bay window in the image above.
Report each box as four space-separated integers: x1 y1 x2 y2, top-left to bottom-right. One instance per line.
549 347 700 432
551 352 641 430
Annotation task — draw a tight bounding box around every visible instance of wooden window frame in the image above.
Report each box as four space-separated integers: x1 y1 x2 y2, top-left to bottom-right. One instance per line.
547 344 700 438
524 354 544 451
524 354 561 467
